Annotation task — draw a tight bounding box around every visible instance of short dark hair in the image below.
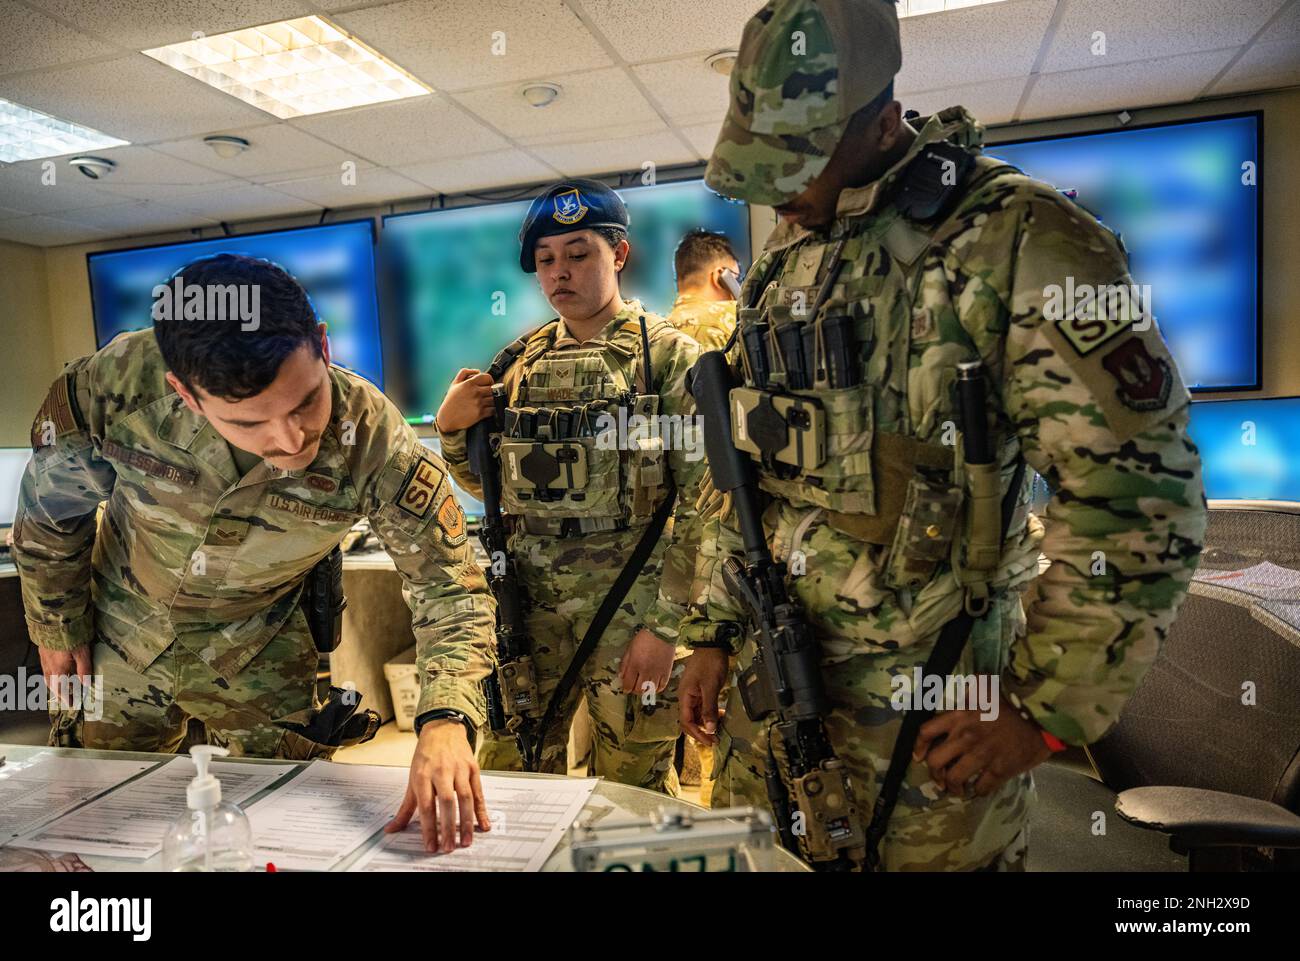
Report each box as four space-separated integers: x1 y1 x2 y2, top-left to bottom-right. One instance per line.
674 229 737 284
590 225 628 272
153 253 322 401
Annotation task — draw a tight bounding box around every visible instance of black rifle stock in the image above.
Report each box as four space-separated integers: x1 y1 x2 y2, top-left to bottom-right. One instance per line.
690 351 866 870
468 393 540 769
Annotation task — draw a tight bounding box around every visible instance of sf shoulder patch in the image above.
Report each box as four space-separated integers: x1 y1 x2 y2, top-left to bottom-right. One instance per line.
31 372 83 449
395 455 444 519
436 493 467 544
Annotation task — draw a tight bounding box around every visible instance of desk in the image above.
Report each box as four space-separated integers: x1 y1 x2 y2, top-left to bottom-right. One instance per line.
0 744 809 872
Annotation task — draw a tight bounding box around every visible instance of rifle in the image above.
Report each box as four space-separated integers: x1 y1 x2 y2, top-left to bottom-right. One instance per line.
468 387 542 770
690 350 866 870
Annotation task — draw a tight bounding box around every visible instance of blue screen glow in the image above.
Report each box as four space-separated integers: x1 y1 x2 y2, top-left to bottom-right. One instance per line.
988 115 1260 391
88 220 384 388
1188 397 1300 502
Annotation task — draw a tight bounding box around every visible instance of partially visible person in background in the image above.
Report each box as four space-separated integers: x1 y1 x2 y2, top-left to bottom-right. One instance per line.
666 229 742 354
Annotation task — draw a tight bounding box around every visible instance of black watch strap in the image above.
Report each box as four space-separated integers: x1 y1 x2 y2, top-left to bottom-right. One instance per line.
414 709 477 748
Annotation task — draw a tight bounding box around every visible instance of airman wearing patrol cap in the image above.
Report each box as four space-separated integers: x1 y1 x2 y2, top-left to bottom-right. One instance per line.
677 0 1206 870
437 178 706 793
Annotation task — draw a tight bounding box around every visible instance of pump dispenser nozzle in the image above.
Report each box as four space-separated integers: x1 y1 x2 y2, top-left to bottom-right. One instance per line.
186 745 229 810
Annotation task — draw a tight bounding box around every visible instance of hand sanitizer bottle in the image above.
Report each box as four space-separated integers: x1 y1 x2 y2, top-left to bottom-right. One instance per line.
161 746 255 872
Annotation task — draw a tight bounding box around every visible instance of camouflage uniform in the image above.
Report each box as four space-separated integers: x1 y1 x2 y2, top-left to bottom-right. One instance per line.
440 300 704 793
685 0 1207 870
15 329 495 758
666 293 737 354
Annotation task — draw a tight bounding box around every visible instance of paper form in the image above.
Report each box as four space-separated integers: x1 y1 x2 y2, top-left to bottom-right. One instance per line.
9 756 295 859
245 760 410 871
348 775 597 872
0 753 157 845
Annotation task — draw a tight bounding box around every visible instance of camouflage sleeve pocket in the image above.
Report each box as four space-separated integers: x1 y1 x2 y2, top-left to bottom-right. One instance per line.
885 475 964 590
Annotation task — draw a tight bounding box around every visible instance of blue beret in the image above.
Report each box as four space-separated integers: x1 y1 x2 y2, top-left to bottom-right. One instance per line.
518 178 629 273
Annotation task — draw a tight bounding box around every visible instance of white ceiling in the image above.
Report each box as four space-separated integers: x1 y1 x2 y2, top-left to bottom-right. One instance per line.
0 0 1296 247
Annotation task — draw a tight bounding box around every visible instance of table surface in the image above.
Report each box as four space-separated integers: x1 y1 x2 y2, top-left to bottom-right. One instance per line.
0 744 807 872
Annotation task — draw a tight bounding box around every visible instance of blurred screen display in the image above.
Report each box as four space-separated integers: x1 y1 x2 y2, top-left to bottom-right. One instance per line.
88 220 384 388
382 178 751 422
1188 397 1300 502
988 114 1260 391
0 448 32 527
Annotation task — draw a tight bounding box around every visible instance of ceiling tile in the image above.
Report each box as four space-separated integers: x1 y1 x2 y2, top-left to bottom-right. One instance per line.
1208 38 1300 95
1039 0 1286 73
0 159 143 214
0 55 270 143
289 95 509 166
162 183 321 221
1255 0 1300 43
631 58 731 125
333 0 612 92
896 0 1055 92
1023 47 1238 120
52 200 219 236
453 67 661 140
0 214 110 246
25 0 317 51
265 165 430 208
579 0 757 62
151 123 356 178
900 76 1031 126
81 144 232 191
527 129 696 178
396 149 560 193
518 118 668 147
0 0 122 76
677 120 723 161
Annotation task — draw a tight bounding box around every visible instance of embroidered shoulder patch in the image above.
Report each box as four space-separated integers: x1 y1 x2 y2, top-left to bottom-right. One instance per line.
31 373 82 448
395 455 444 519
436 493 466 543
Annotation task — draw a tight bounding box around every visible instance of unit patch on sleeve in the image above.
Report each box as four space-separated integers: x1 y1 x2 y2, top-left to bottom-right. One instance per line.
436 493 466 543
395 455 445 519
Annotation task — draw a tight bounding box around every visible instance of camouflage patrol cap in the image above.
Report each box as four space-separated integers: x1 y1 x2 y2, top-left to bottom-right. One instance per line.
705 0 902 206
518 178 629 273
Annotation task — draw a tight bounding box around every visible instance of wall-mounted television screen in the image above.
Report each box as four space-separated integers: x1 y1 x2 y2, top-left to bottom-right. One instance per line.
88 219 384 388
988 113 1261 392
1188 396 1300 502
381 178 751 422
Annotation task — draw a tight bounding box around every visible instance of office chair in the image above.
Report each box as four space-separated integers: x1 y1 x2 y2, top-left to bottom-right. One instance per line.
1030 501 1300 871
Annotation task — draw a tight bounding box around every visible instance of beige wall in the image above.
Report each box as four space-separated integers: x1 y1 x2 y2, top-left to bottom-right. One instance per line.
0 240 55 447
1 85 1295 447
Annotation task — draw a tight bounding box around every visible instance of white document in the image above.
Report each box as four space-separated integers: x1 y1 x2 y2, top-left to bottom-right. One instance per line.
0 753 157 845
246 760 409 871
349 775 597 872
9 756 295 859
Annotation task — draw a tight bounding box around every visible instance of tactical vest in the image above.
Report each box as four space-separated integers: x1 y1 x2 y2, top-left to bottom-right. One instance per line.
495 312 672 536
731 147 1021 591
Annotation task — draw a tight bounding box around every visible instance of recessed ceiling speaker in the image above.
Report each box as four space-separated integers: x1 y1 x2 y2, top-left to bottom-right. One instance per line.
521 82 562 108
203 135 251 159
67 156 116 179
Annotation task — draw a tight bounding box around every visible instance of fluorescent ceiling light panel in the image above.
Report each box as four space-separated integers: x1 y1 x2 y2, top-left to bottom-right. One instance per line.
143 15 432 119
898 0 1010 16
0 99 128 164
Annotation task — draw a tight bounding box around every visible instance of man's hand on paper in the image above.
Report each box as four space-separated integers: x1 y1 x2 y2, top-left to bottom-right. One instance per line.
388 720 491 852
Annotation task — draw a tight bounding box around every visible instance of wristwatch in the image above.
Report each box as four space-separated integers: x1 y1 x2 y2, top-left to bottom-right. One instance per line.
414 708 476 748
